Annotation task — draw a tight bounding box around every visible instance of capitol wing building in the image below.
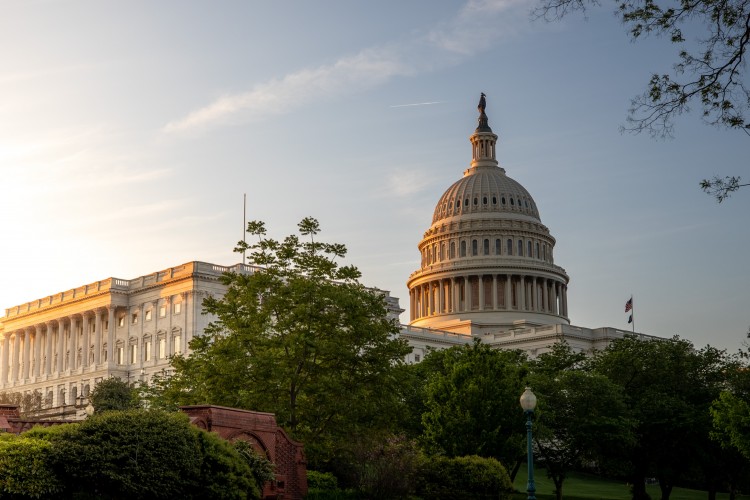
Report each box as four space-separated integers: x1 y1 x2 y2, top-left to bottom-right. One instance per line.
0 96 654 416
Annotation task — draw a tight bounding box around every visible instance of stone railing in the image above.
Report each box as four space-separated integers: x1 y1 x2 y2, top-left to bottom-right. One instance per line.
3 261 257 319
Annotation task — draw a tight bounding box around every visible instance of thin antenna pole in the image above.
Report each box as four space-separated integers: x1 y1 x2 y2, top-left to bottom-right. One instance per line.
243 193 247 265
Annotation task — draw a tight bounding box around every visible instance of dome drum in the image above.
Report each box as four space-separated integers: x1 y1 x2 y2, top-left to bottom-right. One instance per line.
408 95 570 335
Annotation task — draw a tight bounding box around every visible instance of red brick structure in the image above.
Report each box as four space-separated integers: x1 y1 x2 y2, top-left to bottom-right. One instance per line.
181 405 307 500
1 404 307 500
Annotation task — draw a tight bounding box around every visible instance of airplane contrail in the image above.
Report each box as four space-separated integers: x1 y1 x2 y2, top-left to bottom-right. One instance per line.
389 101 445 108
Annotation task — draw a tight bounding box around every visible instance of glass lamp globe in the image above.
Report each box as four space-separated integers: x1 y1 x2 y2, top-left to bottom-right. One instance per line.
520 387 537 412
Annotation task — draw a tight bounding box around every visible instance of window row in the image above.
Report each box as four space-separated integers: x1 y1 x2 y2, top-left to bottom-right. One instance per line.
114 336 182 365
421 238 552 265
118 302 182 327
437 194 535 216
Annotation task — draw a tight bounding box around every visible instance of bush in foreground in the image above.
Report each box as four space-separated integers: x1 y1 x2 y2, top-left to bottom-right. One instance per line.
416 455 514 500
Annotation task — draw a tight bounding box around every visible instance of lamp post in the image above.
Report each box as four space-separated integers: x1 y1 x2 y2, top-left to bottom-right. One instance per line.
520 387 537 500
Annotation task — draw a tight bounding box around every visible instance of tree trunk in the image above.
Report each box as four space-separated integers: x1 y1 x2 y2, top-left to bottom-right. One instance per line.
554 477 564 500
509 460 521 482
659 481 673 500
707 485 717 500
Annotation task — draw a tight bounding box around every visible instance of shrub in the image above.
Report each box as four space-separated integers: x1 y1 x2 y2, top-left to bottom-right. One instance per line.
0 434 62 498
307 470 339 490
417 455 514 499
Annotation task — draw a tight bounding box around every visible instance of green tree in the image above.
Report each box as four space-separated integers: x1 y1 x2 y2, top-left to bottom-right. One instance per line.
534 0 750 202
529 343 634 500
420 340 529 480
89 376 141 413
24 409 261 499
591 335 731 500
0 390 43 416
711 355 750 461
146 218 411 467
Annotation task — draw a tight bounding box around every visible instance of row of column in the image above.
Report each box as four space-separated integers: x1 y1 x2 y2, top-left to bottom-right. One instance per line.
0 307 115 386
409 274 568 321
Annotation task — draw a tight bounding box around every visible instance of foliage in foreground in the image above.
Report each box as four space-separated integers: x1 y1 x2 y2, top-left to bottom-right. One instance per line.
7 409 266 499
145 217 411 468
88 376 141 412
416 455 514 500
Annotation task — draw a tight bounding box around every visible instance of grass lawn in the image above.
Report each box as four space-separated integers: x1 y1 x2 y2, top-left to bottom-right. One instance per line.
511 465 750 500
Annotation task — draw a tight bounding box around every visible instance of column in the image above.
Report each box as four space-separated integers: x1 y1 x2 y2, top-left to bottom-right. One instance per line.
45 322 53 376
562 286 568 317
33 325 42 378
68 316 78 371
1 334 9 385
428 282 434 316
543 280 549 313
437 280 444 314
94 307 104 365
519 276 526 311
552 282 559 315
81 313 90 370
466 276 472 310
11 332 20 382
478 275 485 311
531 277 538 312
491 275 497 310
450 277 457 312
107 307 115 367
94 309 103 365
56 320 65 373
409 290 415 321
22 329 31 380
505 275 512 310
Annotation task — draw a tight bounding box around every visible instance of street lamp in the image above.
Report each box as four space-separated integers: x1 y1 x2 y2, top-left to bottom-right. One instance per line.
520 387 537 500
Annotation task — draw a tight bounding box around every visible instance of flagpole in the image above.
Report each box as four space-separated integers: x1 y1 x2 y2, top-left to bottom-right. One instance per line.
243 193 247 265
631 294 635 333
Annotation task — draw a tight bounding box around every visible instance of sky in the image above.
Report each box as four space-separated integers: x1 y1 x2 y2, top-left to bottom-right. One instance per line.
1 0 748 352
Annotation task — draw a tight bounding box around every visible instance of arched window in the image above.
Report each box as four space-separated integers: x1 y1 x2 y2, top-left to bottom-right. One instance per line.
495 239 501 255
464 198 469 207
460 241 467 257
543 245 547 261
450 241 456 259
483 196 488 205
536 242 540 259
484 239 490 255
473 197 478 206
510 198 515 206
440 243 445 261
518 239 523 256
507 239 513 255
456 200 460 209
472 239 478 256
492 196 497 205
527 241 532 257
502 197 506 205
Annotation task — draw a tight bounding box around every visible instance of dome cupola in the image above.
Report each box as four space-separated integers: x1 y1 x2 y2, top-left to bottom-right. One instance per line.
407 94 570 335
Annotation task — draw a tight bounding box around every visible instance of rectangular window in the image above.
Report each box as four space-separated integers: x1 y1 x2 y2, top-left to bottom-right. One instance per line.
116 347 124 365
131 313 138 325
118 316 125 327
173 336 181 354
144 341 151 361
145 310 152 321
159 306 166 318
159 338 167 359
129 344 137 364
415 354 421 362
174 303 182 315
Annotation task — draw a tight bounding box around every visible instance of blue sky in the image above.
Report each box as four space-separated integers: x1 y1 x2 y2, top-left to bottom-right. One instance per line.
1 0 748 351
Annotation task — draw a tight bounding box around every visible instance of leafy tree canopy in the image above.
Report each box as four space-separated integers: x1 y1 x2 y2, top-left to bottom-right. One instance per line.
146 217 411 467
534 0 750 202
89 376 141 413
420 340 529 477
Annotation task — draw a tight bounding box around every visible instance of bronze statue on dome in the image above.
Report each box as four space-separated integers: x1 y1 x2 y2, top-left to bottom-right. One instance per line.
478 93 486 113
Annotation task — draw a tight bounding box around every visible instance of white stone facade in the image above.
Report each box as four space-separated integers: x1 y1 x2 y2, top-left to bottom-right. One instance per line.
0 262 251 417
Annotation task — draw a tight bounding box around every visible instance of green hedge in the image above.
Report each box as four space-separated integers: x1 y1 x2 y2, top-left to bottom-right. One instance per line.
417 455 514 499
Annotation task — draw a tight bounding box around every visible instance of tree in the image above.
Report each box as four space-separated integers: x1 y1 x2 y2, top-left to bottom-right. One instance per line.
591 335 732 500
534 0 750 202
89 376 141 413
529 344 634 500
24 409 261 499
146 218 411 467
0 390 43 416
420 340 529 480
711 354 750 461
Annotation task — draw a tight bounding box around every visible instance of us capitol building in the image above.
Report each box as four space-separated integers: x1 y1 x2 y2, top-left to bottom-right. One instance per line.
0 96 653 416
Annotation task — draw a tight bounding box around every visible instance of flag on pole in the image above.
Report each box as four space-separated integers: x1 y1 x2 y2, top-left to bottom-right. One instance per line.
625 297 633 313
628 315 633 324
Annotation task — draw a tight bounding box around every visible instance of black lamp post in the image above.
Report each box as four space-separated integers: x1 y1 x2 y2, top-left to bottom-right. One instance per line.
520 387 537 500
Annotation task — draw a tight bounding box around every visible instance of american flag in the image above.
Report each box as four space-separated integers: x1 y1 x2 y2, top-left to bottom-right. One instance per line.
625 297 633 313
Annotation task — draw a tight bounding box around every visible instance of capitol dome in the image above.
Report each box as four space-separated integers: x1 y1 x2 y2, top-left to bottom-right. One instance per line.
407 95 570 335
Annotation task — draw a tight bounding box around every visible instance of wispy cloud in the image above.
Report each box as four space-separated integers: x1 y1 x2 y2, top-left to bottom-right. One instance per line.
164 0 528 134
390 101 446 108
